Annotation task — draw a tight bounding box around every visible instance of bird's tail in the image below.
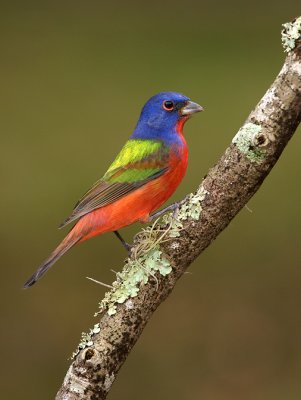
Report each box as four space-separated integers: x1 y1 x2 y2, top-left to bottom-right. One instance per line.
23 230 82 288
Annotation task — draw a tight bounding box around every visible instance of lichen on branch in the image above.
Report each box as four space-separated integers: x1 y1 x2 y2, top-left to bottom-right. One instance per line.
282 16 301 53
70 186 209 359
96 185 208 317
232 122 266 163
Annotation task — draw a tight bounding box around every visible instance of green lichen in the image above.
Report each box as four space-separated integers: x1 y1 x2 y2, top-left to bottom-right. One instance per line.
232 122 265 164
282 17 301 53
97 246 172 316
71 323 101 359
72 186 209 356
162 186 208 237
162 215 183 238
178 186 208 221
96 186 208 316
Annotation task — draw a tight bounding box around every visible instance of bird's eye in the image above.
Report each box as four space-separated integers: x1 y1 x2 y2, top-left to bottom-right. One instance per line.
163 100 174 111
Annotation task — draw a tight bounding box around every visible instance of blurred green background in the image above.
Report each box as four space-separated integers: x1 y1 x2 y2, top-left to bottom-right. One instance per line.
1 1 301 399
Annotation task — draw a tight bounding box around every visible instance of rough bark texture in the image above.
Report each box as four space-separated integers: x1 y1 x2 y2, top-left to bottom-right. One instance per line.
56 19 301 400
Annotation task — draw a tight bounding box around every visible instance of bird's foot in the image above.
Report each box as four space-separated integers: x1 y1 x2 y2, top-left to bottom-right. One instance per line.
148 202 180 223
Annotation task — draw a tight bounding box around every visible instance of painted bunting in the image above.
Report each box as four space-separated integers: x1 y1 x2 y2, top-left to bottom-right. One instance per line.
24 92 203 288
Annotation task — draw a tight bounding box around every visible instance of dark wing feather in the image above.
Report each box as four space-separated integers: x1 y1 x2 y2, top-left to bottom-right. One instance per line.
59 166 167 228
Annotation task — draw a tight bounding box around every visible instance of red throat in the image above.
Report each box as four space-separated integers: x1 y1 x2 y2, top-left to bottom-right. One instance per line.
176 116 189 136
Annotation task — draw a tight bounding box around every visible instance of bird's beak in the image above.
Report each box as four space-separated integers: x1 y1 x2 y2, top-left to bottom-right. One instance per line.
180 101 204 116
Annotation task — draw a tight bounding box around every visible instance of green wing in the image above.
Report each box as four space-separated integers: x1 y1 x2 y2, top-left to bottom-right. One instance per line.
59 139 169 228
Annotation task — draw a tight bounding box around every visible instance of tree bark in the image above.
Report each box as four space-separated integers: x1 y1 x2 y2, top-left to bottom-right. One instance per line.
56 17 301 400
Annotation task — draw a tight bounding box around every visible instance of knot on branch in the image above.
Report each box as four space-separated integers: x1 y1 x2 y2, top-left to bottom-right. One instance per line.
232 123 268 163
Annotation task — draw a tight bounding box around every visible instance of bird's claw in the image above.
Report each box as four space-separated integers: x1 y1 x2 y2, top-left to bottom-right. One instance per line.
124 242 132 254
171 204 179 220
148 202 180 222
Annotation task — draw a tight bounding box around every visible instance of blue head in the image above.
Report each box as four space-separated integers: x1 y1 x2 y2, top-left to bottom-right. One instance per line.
131 92 203 145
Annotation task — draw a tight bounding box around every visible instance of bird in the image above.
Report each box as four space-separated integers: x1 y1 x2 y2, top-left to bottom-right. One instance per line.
23 92 203 288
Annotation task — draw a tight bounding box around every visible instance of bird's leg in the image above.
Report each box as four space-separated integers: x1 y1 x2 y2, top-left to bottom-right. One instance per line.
148 202 180 222
113 231 132 253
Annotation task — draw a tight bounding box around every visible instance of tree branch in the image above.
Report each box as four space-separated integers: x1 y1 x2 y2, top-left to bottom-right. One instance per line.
56 17 301 400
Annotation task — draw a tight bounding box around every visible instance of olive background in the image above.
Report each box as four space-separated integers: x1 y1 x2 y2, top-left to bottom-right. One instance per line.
1 1 301 399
